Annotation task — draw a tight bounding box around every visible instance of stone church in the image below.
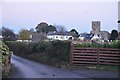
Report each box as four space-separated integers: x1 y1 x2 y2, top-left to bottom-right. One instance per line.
91 21 110 40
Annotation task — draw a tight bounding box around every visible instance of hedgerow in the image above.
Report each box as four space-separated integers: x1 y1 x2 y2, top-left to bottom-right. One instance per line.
5 40 120 68
76 41 120 48
5 40 71 67
0 41 12 78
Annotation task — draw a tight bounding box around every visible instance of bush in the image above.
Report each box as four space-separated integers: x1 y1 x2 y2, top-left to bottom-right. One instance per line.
5 41 33 55
110 41 120 48
5 40 119 68
76 43 102 48
48 40 70 63
5 40 71 67
76 41 120 49
34 41 49 53
0 41 12 64
0 41 12 78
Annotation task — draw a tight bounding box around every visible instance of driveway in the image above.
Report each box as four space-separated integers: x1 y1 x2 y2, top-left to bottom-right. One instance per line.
9 55 119 79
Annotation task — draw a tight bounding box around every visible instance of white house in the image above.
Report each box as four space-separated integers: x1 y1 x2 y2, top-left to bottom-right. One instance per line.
78 36 84 40
91 34 101 40
47 32 73 40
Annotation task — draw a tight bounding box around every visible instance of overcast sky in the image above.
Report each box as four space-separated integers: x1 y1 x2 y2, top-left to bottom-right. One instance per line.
1 0 119 34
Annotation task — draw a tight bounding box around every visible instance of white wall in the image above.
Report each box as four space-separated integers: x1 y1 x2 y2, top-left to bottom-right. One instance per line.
79 37 84 40
47 35 72 40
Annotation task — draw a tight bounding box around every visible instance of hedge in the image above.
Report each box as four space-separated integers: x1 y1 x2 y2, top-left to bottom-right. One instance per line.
76 41 120 48
5 40 71 67
0 41 12 78
5 40 120 68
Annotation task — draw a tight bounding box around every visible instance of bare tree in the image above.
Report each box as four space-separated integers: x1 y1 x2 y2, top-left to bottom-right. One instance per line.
55 25 67 32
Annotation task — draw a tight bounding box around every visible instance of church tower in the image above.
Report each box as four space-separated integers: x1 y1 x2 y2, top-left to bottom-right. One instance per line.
92 21 101 35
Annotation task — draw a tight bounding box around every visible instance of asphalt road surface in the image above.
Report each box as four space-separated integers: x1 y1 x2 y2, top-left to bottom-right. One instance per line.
9 55 119 79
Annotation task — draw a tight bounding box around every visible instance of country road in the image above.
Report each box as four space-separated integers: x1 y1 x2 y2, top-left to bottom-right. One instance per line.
9 55 119 79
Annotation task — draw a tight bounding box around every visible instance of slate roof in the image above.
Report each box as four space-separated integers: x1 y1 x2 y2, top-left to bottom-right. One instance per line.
47 31 72 36
79 33 93 40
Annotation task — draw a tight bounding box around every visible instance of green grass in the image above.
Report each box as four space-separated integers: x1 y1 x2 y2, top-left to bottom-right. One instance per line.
86 65 118 70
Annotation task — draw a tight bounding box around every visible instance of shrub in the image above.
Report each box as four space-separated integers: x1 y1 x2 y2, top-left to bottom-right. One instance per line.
49 40 70 62
5 40 119 68
0 41 12 78
5 40 71 67
76 43 102 48
76 41 120 49
5 41 33 55
110 41 120 48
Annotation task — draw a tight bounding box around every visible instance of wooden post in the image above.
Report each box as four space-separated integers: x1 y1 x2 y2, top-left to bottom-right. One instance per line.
97 48 100 65
70 42 74 66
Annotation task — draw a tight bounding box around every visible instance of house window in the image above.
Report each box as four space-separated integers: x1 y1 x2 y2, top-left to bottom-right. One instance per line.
56 36 58 38
66 37 68 38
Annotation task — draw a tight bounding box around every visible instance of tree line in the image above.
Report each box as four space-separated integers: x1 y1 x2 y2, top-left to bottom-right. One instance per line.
1 22 79 41
1 22 119 41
